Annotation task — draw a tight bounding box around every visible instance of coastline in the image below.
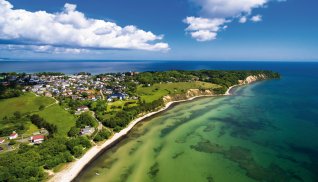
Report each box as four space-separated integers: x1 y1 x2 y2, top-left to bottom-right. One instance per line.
49 79 259 182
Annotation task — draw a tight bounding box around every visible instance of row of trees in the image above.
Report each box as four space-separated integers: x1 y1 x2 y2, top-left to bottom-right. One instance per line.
93 129 111 142
135 70 194 85
135 70 280 90
0 84 22 99
0 136 91 181
30 114 58 136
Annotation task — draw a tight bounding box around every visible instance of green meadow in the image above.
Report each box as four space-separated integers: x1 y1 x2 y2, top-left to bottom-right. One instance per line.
0 93 54 119
38 104 76 136
0 93 75 136
136 81 220 103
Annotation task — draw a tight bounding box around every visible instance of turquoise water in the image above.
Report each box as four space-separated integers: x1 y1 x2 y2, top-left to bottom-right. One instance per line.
75 63 318 182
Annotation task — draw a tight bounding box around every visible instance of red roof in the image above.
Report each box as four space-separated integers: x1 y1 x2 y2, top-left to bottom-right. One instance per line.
10 133 17 137
32 135 44 140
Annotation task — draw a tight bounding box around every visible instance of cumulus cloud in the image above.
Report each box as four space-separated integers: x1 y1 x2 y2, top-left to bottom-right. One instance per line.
193 0 266 18
184 17 227 41
239 16 248 23
185 0 284 41
0 0 169 52
0 44 88 54
251 15 262 22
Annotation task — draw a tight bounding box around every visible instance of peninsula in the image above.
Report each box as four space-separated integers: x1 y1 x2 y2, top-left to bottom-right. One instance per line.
0 70 280 181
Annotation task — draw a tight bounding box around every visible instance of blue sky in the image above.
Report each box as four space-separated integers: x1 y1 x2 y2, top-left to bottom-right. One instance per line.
0 0 317 61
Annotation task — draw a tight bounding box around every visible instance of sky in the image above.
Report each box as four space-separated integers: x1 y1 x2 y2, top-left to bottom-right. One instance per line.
0 0 317 61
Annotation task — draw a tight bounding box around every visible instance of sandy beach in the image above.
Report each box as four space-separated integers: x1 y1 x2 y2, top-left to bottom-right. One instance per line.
49 87 235 182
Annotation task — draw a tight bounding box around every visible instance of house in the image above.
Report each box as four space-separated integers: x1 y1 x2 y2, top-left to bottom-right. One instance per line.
30 135 45 144
9 131 18 140
107 93 127 101
71 95 79 100
88 95 96 101
77 106 89 112
80 126 95 136
0 138 5 144
44 92 52 97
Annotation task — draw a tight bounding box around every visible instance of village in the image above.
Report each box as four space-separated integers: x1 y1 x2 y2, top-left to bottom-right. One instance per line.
0 71 140 152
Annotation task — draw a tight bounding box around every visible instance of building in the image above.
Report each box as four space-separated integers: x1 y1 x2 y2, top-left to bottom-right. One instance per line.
80 126 95 136
9 131 18 140
107 93 127 102
30 135 45 144
0 138 5 144
77 106 89 112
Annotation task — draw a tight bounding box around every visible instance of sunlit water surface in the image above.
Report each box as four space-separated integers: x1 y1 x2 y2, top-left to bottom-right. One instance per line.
74 62 318 182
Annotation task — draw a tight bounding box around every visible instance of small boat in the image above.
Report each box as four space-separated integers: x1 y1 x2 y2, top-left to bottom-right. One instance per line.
96 173 100 176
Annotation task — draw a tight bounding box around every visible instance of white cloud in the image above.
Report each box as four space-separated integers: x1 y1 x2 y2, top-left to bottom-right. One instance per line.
191 30 218 41
0 44 88 54
239 16 247 23
251 15 262 22
193 0 267 18
0 0 169 52
185 0 284 41
184 16 227 41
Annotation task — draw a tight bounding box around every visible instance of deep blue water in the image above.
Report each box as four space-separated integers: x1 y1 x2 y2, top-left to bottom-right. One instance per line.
1 60 317 76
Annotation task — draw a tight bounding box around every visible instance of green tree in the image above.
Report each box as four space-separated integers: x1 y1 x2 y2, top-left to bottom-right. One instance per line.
72 145 84 158
76 112 97 128
68 126 80 137
39 105 45 111
13 111 21 119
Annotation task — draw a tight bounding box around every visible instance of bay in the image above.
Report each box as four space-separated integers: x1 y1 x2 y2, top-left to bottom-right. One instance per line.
71 61 318 182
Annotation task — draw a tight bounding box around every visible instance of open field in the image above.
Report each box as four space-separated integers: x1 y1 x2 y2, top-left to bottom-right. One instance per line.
107 100 138 112
0 93 75 137
0 93 54 119
39 104 76 136
136 81 220 103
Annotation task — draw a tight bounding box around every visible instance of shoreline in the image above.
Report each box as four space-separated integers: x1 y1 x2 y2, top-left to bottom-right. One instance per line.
49 86 236 182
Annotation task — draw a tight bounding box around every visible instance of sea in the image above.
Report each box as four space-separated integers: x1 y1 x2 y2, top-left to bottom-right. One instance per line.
1 61 318 182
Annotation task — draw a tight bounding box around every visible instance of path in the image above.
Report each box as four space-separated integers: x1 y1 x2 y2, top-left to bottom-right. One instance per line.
100 90 105 100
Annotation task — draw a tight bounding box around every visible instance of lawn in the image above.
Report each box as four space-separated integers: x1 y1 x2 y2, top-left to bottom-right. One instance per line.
0 93 54 119
107 100 138 112
136 81 220 103
39 104 76 136
0 93 75 137
24 123 39 136
0 93 56 136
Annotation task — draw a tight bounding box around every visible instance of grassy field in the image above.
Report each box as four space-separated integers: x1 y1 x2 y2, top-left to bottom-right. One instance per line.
0 93 75 137
0 93 54 119
24 123 39 135
136 81 220 103
107 100 138 112
39 104 76 136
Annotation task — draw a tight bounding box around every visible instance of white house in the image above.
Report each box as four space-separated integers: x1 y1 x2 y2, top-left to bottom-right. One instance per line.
77 106 89 112
80 126 95 136
30 135 45 144
9 131 18 140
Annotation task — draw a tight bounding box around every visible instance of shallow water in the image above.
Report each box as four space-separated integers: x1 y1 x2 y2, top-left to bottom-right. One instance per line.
75 63 318 182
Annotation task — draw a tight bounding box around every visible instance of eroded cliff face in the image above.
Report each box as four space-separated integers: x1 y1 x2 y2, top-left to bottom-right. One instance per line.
163 74 267 104
238 74 267 85
163 89 213 104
